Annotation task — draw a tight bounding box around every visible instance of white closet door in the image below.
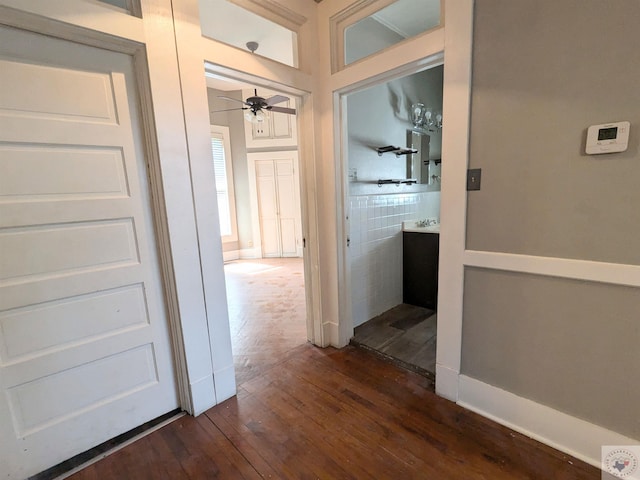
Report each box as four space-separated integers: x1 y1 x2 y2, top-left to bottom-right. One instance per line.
251 152 301 259
275 159 299 257
255 160 281 257
0 26 179 478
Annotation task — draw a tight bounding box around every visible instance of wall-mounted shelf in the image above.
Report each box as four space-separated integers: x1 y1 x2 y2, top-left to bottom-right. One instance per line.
378 179 418 187
376 145 418 157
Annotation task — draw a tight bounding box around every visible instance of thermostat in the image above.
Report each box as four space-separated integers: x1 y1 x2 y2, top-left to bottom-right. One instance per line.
586 121 630 155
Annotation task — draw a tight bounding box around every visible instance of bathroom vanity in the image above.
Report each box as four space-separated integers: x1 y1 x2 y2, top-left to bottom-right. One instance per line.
402 220 439 310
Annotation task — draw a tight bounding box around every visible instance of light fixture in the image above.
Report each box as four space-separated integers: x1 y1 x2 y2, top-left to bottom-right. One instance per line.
410 103 442 132
246 41 259 53
244 109 265 124
411 103 426 128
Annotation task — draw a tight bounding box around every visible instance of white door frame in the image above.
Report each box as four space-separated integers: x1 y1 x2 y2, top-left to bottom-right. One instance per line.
200 65 322 346
172 0 324 348
334 51 444 351
333 0 474 401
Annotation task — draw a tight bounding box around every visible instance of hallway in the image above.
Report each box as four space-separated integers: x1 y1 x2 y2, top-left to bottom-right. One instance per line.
67 343 599 479
64 258 600 479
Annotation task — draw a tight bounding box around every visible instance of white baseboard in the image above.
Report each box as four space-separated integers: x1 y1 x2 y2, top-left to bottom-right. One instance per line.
239 248 260 259
213 364 237 404
435 363 459 401
189 375 217 416
327 321 344 348
458 375 639 469
222 250 239 262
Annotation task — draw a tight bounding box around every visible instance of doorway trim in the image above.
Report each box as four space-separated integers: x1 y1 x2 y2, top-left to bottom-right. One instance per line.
334 51 444 351
200 63 322 347
434 0 474 401
333 0 474 401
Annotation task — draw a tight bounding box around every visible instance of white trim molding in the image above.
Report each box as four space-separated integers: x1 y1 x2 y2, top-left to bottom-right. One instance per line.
464 250 640 288
434 0 474 400
458 375 640 469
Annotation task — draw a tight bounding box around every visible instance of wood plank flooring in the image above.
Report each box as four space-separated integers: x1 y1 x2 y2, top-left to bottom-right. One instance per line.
66 258 600 479
68 343 600 479
224 258 308 385
352 303 437 375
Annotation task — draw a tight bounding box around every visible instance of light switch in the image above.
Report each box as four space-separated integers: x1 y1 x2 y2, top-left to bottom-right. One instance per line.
467 168 482 191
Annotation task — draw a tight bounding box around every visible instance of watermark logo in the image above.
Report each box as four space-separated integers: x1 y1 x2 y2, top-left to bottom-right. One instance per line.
602 446 640 479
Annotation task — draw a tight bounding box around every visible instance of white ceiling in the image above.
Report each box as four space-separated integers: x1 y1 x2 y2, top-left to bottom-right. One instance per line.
372 0 440 39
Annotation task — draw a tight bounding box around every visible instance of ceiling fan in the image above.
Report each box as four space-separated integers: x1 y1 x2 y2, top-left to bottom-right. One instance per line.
214 89 296 123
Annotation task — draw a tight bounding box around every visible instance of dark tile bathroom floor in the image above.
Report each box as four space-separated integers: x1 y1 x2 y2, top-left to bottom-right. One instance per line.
351 304 437 382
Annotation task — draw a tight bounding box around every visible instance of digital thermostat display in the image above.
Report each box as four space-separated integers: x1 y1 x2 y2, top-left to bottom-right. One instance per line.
598 127 618 141
586 121 630 155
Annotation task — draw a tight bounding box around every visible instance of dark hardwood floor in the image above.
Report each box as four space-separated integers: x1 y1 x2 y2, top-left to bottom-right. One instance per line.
67 259 600 479
352 303 437 376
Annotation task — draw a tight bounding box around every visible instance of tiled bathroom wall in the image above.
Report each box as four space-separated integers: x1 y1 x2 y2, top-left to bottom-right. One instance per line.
349 191 440 327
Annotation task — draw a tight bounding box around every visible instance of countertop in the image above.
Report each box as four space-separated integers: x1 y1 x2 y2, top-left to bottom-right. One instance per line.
402 220 440 234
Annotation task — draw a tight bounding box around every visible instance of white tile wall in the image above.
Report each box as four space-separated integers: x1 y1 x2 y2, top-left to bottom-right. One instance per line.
349 191 440 327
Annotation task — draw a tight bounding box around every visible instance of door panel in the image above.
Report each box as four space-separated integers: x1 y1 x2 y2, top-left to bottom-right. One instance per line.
0 26 178 478
275 160 298 257
253 155 302 258
271 106 292 138
256 160 280 257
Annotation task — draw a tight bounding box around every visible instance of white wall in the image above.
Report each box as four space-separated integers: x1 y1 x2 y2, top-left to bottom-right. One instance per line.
350 192 440 326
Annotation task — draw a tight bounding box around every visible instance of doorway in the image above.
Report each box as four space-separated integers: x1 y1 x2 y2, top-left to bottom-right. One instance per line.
204 73 309 384
343 65 444 380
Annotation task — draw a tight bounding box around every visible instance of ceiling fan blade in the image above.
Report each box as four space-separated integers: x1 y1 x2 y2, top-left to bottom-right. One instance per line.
211 107 248 113
265 94 289 106
217 95 248 105
268 106 296 115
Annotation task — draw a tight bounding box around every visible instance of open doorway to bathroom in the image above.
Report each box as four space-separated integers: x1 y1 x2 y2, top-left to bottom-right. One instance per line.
205 72 308 385
347 65 444 383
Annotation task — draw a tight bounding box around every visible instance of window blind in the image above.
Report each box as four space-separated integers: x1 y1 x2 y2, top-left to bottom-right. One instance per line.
211 134 232 237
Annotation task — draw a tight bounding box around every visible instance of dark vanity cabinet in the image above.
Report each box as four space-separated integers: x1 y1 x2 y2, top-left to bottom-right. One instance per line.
403 232 439 310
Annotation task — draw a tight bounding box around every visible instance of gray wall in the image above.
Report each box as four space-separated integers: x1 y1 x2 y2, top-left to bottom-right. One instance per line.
462 0 640 439
466 0 640 265
207 88 253 252
347 66 443 196
463 268 640 439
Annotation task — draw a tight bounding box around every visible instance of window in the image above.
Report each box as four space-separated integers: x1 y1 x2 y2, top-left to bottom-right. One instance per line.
210 125 238 242
332 0 442 71
96 0 140 16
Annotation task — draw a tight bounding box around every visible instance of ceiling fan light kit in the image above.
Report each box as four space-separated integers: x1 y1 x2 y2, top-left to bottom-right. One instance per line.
246 41 259 53
214 88 296 124
244 109 265 123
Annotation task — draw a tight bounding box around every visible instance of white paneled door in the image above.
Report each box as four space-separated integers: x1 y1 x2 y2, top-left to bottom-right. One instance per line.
252 153 302 258
0 26 179 478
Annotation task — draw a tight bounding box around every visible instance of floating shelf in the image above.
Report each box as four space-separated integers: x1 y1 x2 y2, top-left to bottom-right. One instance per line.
376 145 418 157
378 179 418 187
